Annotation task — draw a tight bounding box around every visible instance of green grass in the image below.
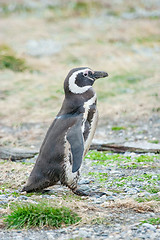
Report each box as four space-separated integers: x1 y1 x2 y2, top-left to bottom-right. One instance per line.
85 151 160 169
97 91 116 101
98 172 160 190
48 1 103 18
4 202 81 229
142 186 160 194
88 172 108 183
109 73 145 84
0 4 33 15
135 195 160 203
141 217 160 225
96 71 152 102
148 140 159 144
0 44 28 72
136 35 160 44
111 126 126 131
0 183 13 190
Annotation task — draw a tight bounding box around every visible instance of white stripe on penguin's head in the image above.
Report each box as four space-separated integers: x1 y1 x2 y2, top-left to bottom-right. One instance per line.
68 68 93 94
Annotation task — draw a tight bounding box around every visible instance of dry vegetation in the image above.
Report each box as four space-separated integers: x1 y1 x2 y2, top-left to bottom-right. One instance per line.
0 0 159 128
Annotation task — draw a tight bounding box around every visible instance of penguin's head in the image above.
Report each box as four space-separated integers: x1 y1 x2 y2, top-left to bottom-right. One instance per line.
64 67 108 94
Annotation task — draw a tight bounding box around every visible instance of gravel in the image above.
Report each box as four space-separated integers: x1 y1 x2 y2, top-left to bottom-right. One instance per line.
0 222 160 240
0 151 160 239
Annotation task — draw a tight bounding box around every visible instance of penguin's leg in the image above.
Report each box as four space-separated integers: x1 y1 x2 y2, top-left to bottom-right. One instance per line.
61 169 106 196
60 158 106 196
60 160 90 196
60 164 81 194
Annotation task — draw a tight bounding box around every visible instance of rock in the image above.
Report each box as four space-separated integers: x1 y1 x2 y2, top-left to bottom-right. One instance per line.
0 200 8 205
0 195 9 200
127 189 138 195
106 196 115 201
78 185 90 192
138 192 150 197
17 196 28 200
78 229 92 238
79 179 93 185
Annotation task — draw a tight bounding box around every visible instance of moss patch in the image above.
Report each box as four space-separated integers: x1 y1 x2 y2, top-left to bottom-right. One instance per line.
85 151 160 169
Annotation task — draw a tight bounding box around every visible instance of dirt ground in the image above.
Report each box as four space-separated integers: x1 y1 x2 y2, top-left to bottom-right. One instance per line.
0 0 160 149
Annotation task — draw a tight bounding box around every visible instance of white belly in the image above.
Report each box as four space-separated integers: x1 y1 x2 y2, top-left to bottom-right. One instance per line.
84 109 98 156
81 94 98 156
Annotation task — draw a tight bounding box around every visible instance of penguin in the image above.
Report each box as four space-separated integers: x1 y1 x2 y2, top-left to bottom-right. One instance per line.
22 67 108 196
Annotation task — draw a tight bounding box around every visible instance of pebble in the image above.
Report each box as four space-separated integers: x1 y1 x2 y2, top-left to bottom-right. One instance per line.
0 195 9 199
79 179 95 185
18 196 28 200
142 223 156 231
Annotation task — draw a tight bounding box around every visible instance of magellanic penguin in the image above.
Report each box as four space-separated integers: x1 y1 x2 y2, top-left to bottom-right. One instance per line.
22 67 108 196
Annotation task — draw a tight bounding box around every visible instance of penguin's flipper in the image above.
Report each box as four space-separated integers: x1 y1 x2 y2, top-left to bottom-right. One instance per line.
67 120 84 173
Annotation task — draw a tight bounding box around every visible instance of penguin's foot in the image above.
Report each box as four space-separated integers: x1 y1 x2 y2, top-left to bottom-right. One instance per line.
87 191 106 197
41 189 52 194
72 189 89 196
72 188 106 197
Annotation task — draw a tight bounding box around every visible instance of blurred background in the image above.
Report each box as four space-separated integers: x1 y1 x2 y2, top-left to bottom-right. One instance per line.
0 0 160 149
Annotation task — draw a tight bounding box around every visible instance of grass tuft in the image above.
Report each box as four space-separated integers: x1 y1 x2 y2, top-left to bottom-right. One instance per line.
141 217 160 225
0 44 27 72
4 202 81 229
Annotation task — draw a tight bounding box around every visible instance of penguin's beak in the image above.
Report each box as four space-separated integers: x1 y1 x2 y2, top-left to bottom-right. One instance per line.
93 71 108 80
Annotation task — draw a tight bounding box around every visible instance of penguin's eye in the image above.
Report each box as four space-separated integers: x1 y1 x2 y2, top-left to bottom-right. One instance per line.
84 73 88 77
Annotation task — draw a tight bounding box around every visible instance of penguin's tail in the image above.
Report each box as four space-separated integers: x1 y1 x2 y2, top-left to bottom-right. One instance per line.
21 176 57 193
21 175 47 193
21 180 50 193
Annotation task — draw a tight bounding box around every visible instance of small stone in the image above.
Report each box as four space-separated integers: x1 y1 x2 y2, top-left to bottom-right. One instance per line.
100 195 107 201
95 199 103 204
101 233 109 237
18 196 28 200
131 225 138 230
149 212 156 217
78 229 92 238
106 196 115 201
79 185 90 192
8 196 16 201
0 200 8 205
105 191 113 196
0 195 9 200
138 192 150 197
79 179 91 184
127 189 138 195
42 195 55 199
142 223 156 231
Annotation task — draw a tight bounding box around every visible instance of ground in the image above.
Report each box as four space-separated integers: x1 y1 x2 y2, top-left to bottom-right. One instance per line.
0 0 160 239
